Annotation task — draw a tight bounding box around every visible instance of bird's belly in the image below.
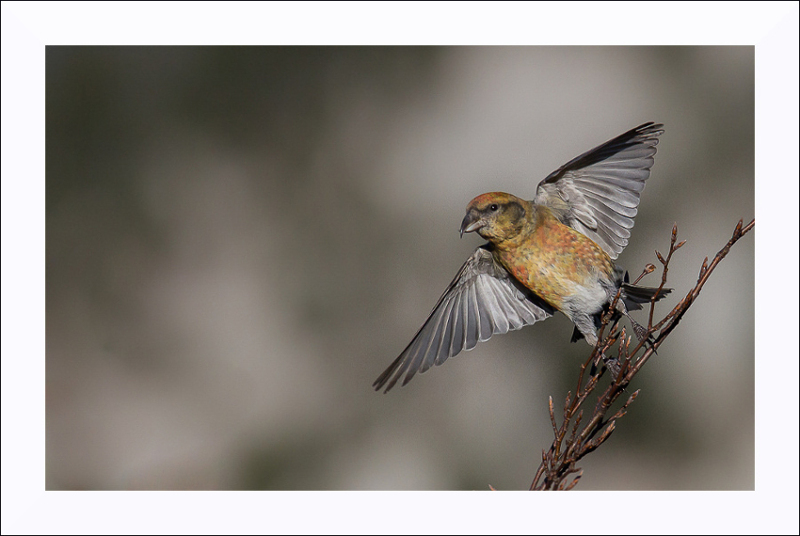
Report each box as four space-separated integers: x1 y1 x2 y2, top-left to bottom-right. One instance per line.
498 236 612 313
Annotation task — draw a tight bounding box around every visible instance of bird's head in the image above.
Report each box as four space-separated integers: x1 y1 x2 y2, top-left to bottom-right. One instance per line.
460 192 528 242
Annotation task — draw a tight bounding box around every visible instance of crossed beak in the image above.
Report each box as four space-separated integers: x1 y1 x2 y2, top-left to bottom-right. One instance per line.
460 210 484 238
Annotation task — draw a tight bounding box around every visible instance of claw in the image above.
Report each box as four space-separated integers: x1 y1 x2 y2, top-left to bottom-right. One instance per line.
591 351 621 378
603 355 621 378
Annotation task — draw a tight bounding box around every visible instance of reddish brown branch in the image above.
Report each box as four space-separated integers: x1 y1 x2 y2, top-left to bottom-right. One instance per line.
529 218 754 491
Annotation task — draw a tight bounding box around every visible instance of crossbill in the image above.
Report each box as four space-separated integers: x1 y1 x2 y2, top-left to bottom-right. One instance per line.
374 122 670 393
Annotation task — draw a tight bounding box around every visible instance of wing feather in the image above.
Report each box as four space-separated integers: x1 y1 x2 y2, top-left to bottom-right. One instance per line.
533 122 664 259
374 246 553 392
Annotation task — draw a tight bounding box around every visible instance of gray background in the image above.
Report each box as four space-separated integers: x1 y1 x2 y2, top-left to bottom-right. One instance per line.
46 46 754 490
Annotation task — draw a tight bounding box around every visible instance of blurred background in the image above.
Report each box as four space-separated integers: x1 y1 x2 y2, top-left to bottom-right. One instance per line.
46 46 754 490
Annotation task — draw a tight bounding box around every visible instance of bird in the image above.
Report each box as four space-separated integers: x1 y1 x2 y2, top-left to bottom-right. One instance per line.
374 122 670 393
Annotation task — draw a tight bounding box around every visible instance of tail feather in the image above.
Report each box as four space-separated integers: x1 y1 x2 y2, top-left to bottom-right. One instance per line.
621 283 671 311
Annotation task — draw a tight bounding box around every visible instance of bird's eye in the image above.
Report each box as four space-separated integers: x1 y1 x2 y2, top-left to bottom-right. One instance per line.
490 204 499 212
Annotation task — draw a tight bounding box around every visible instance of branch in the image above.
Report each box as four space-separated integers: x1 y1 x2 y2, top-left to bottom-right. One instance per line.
529 218 754 491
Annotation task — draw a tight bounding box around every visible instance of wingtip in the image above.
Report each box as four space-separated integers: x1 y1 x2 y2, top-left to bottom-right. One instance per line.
372 378 392 394
372 369 393 393
373 362 407 393
635 121 665 136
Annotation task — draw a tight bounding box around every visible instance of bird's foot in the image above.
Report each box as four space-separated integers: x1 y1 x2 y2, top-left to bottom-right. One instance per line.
628 316 658 353
603 354 621 378
591 351 621 378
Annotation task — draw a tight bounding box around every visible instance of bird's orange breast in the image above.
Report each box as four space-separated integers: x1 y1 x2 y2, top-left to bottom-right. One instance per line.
494 209 614 311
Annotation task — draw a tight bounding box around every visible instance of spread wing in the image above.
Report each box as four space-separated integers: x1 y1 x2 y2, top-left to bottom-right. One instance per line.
374 246 553 393
533 122 664 259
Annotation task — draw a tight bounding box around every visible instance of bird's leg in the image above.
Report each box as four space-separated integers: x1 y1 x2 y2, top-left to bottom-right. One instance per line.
627 314 649 343
578 313 622 377
590 350 621 378
613 300 657 351
603 353 621 377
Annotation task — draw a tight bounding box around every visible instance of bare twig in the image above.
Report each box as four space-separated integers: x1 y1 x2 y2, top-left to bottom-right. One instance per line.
529 218 754 491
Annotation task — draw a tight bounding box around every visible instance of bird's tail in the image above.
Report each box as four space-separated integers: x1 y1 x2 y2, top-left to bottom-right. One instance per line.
621 282 671 311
